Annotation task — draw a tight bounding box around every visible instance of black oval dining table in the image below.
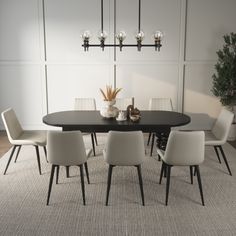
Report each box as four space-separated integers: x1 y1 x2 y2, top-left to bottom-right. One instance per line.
43 110 190 133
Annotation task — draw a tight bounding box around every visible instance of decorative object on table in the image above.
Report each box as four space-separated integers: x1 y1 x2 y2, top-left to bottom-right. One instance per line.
130 114 140 122
126 105 141 122
212 32 236 140
99 85 122 118
81 0 163 52
116 111 126 121
126 105 134 119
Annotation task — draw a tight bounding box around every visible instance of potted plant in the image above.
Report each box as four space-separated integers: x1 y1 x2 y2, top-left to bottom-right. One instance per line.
212 32 236 140
99 85 122 118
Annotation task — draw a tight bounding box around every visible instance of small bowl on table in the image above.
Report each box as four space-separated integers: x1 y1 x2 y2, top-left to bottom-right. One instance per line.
129 114 140 122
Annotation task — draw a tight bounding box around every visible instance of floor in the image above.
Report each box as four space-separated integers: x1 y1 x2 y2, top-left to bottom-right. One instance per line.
1 133 236 235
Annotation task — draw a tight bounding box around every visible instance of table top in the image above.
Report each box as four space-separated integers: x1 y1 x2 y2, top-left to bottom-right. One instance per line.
43 110 191 132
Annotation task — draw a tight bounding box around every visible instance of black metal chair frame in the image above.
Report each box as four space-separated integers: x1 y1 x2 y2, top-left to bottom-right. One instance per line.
4 145 47 175
159 161 205 206
105 164 145 206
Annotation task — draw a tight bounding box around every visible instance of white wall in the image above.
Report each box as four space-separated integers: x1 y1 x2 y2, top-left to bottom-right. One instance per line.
0 0 236 129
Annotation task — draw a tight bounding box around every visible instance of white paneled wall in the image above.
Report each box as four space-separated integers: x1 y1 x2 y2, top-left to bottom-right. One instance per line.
0 65 47 129
0 0 41 61
116 64 179 110
184 0 236 116
0 0 236 129
116 0 181 62
47 64 113 112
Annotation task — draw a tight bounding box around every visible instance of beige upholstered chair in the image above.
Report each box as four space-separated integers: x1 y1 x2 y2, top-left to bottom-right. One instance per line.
46 131 92 205
1 108 47 175
115 97 134 111
74 98 97 156
158 131 205 206
149 98 173 111
204 108 234 175
148 98 173 156
103 131 146 205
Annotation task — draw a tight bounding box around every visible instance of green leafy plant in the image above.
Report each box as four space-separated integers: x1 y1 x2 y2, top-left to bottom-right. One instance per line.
212 32 236 107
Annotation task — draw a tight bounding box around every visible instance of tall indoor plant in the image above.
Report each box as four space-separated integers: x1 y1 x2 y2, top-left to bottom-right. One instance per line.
212 32 236 107
212 32 236 140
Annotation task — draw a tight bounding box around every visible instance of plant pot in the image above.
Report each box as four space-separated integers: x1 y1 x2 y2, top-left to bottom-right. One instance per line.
100 100 119 118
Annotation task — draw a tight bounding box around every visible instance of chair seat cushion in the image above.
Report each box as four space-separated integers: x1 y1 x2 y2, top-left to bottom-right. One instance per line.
204 131 224 146
12 130 47 146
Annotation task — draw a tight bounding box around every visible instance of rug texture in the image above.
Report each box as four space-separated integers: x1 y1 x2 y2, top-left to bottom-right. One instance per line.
0 134 236 236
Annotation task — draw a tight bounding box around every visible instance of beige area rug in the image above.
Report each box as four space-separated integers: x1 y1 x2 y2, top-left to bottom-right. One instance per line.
0 134 236 236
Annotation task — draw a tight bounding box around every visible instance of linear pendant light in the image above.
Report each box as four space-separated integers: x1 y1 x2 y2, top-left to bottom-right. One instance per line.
81 0 163 52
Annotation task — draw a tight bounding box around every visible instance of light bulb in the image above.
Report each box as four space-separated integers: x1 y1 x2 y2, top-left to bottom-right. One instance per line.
135 30 145 42
81 30 91 41
98 30 108 41
153 30 164 42
81 30 91 52
116 31 126 42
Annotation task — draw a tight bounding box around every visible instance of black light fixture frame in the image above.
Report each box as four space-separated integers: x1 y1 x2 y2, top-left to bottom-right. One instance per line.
82 0 162 52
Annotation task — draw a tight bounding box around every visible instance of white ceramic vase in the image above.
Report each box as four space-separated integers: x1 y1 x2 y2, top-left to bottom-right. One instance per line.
100 100 119 118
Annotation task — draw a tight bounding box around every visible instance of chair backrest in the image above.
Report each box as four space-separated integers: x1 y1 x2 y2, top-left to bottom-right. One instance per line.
149 98 173 111
1 108 23 143
47 130 87 166
115 97 134 111
74 98 96 110
212 108 234 143
163 131 205 166
105 131 145 166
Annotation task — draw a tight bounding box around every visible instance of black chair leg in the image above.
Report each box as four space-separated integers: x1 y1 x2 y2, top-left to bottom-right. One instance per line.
94 132 98 146
4 145 17 175
150 133 155 156
66 166 70 178
79 164 86 205
106 165 114 206
194 166 197 176
159 162 165 184
165 165 172 206
91 133 96 156
195 165 205 206
214 146 221 164
84 162 90 184
190 166 193 184
218 145 232 175
164 163 167 178
56 165 60 184
35 145 42 175
47 165 56 205
136 165 145 206
147 132 152 146
43 146 48 163
14 145 22 163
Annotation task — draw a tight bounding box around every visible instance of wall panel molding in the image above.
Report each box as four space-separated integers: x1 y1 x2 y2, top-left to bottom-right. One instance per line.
1 0 236 128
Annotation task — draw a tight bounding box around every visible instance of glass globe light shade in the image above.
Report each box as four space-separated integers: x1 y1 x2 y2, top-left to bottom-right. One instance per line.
116 31 126 42
135 30 145 42
81 30 91 40
98 30 108 41
153 30 164 41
